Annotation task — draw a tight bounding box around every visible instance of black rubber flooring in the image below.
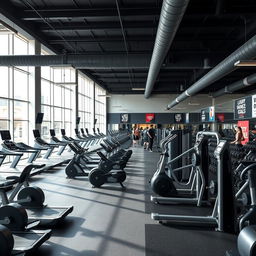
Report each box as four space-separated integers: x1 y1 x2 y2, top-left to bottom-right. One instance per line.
8 146 238 256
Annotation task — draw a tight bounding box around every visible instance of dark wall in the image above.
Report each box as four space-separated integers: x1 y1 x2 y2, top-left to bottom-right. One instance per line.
107 112 234 124
108 113 201 124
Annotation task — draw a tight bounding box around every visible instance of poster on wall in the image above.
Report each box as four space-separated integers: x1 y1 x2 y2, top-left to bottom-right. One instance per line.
237 120 249 145
145 113 155 123
234 96 252 120
185 113 189 123
252 95 256 118
209 106 215 122
174 113 183 123
201 108 209 122
120 113 129 123
216 113 225 122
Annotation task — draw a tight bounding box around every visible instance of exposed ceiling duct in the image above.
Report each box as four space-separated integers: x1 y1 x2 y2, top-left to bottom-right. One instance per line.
212 73 256 98
167 35 256 109
144 0 190 98
0 54 150 68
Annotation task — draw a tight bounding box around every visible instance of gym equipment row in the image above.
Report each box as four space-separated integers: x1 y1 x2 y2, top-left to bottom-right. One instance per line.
150 130 256 256
0 128 129 255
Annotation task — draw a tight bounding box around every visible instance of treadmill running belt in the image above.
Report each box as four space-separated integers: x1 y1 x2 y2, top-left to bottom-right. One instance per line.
26 207 70 218
145 224 237 256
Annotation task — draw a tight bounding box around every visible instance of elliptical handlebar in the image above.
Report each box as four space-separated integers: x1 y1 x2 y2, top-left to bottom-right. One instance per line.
240 163 256 180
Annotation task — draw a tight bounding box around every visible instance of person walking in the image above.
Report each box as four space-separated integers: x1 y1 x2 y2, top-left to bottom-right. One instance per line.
147 124 155 152
142 127 149 149
133 126 140 147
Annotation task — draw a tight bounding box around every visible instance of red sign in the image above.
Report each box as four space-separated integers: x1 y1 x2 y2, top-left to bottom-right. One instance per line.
237 120 249 145
216 113 225 122
145 113 155 123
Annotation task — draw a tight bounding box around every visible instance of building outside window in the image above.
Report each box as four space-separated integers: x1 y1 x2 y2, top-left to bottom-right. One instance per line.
0 32 30 144
41 59 75 139
95 85 107 133
78 72 94 133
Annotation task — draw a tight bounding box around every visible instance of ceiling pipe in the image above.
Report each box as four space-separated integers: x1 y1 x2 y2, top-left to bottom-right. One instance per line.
167 35 256 109
144 0 190 98
212 73 256 98
0 54 150 68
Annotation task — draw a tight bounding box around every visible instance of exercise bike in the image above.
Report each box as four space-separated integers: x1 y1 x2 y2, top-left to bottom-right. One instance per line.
88 151 126 188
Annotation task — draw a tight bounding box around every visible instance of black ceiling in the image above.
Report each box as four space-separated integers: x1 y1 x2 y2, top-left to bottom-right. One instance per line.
1 0 256 95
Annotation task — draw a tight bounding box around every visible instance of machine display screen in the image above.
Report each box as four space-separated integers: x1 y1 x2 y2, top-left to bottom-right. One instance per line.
0 130 11 140
33 129 41 138
215 141 226 153
61 129 66 135
50 129 56 136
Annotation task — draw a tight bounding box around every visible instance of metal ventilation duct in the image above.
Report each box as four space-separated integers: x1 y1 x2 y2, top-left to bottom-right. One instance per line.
144 0 190 98
0 54 150 69
167 35 256 109
212 73 256 98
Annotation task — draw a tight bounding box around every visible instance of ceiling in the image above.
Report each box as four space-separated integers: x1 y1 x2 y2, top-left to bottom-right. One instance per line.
1 0 256 95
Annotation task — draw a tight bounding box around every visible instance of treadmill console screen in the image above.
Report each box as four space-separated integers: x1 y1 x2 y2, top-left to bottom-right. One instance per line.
97 128 100 133
0 130 11 141
81 128 85 134
93 128 96 133
75 128 79 135
85 128 89 134
61 129 66 135
50 129 56 137
215 140 226 154
33 129 41 138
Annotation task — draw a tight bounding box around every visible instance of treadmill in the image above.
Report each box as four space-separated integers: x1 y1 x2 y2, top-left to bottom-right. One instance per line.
0 130 45 176
3 164 74 227
0 174 52 255
33 129 72 167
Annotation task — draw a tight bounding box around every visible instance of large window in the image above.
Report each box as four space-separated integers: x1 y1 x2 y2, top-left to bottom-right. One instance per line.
0 33 30 144
95 85 107 133
41 62 75 139
78 73 94 133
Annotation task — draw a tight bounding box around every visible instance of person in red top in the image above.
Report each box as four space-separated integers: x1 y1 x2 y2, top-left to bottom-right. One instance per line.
133 127 140 147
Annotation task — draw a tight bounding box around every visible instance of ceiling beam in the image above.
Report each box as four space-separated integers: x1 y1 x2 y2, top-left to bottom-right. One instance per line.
21 7 161 20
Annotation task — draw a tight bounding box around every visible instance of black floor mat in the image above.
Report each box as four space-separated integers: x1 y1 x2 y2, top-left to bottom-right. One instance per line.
145 224 237 256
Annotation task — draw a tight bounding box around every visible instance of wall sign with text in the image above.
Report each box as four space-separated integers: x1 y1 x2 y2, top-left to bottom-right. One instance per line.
234 96 252 120
120 113 129 123
145 113 155 123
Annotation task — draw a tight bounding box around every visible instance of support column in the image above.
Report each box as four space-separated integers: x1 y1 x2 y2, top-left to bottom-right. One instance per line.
34 41 41 131
75 69 79 129
93 81 96 131
211 97 218 132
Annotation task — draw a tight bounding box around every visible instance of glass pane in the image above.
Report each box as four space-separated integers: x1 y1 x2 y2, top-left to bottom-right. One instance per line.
14 121 28 143
41 105 51 121
14 36 28 55
0 99 9 119
53 68 62 83
54 107 62 121
53 121 62 135
41 121 51 140
64 122 71 135
64 89 71 108
41 66 51 80
14 69 28 100
41 80 51 104
0 35 9 55
14 101 28 120
65 109 71 122
0 67 9 97
54 85 62 106
0 120 9 130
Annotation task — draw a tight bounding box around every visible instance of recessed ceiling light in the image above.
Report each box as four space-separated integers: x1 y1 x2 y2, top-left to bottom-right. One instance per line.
131 88 144 91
